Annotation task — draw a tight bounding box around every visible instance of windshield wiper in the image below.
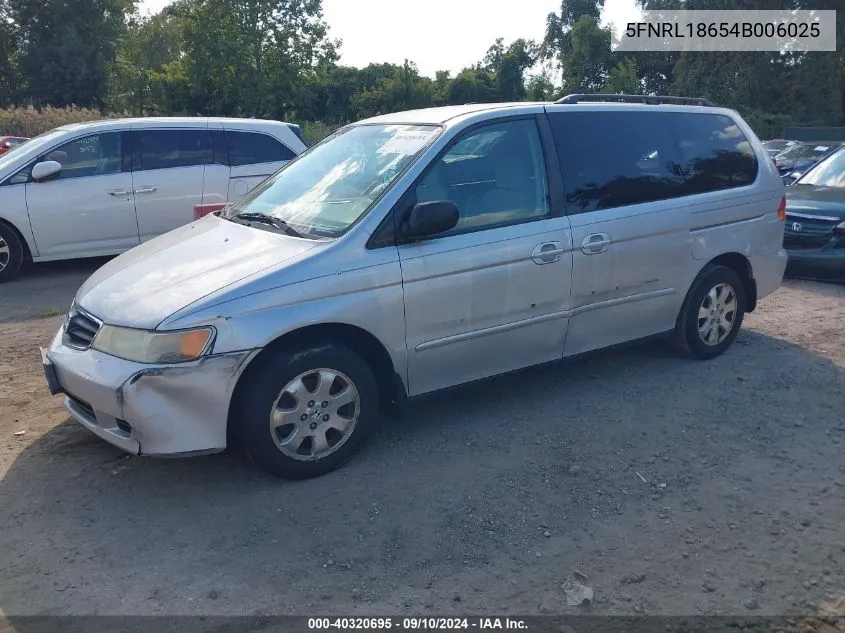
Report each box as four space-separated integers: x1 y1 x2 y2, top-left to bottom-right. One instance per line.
229 212 303 238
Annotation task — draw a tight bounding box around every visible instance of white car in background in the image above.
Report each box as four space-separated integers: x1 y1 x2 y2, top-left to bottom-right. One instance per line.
0 117 307 282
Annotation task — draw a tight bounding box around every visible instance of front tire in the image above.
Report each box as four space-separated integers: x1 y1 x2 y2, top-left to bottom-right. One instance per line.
0 222 25 283
232 342 379 479
675 265 746 360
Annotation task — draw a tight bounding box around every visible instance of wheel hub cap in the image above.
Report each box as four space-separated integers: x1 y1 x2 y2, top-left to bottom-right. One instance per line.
269 368 360 461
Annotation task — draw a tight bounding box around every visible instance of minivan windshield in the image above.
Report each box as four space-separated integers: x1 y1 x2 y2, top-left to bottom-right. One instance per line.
226 124 441 238
795 148 845 188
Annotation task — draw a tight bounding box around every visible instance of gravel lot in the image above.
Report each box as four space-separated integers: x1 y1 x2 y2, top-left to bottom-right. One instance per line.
1 259 845 618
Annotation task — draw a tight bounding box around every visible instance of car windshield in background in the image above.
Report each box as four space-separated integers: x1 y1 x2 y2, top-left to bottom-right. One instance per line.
795 148 845 188
0 128 66 172
226 124 441 238
764 140 792 153
777 143 834 162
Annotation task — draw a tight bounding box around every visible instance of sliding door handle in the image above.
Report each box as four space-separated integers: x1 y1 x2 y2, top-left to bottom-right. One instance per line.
581 233 611 254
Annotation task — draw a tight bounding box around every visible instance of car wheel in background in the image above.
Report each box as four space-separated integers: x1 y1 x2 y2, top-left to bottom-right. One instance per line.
0 222 25 283
232 342 379 479
675 264 747 360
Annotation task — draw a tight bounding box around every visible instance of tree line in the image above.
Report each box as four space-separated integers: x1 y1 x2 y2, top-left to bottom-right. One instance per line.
0 0 843 139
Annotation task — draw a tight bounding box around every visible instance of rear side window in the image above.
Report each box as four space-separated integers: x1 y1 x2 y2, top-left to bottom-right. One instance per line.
548 111 685 213
667 113 758 194
135 130 212 171
225 131 296 167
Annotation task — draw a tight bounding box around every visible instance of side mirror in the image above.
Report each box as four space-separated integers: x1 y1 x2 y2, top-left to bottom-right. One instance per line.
403 200 459 240
31 160 63 182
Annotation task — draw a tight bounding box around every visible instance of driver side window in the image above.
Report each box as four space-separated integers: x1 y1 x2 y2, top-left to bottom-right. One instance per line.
42 133 123 181
413 118 550 236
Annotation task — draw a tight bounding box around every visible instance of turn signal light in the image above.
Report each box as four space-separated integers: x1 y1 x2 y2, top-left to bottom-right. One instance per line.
777 196 786 222
179 329 212 359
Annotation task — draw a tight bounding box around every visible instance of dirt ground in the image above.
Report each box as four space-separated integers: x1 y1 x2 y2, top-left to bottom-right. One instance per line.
1 259 845 618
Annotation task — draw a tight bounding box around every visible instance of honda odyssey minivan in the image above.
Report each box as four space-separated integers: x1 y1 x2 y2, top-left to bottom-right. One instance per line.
42 96 788 479
0 117 306 282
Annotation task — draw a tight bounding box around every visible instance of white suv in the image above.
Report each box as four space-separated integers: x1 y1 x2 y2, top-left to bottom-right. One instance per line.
0 117 307 282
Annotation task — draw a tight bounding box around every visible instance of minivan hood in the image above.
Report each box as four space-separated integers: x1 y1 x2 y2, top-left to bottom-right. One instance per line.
786 184 845 219
76 216 320 329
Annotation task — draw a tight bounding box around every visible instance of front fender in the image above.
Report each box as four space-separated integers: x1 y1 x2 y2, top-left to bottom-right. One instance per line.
162 256 407 388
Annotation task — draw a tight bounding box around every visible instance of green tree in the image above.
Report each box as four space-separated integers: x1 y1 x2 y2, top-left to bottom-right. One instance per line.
543 1 614 94
603 57 640 94
180 0 337 119
484 38 538 101
525 71 558 101
0 0 19 106
351 61 435 118
447 66 497 104
107 2 189 114
10 0 135 107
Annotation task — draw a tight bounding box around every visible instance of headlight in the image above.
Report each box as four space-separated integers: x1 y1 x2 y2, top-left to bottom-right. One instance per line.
91 325 214 364
834 221 845 236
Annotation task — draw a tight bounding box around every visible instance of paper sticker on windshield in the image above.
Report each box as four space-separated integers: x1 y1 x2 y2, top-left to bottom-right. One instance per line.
815 146 830 151
378 131 436 156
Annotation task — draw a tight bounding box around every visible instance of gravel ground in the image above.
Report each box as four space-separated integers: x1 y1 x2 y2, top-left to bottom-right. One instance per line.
1 259 845 618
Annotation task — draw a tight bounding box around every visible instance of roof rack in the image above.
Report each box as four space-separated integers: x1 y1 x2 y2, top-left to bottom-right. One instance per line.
555 94 715 107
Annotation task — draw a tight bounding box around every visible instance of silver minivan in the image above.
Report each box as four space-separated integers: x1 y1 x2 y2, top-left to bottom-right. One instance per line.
43 96 788 478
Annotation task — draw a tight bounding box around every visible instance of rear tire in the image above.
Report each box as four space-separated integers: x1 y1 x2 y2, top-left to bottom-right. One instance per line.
232 342 379 479
675 265 746 360
0 222 25 283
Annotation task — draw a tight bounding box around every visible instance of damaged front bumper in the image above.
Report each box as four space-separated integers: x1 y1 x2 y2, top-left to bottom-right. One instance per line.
45 327 257 456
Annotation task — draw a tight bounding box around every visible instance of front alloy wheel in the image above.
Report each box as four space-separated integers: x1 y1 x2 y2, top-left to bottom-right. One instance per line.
233 342 379 479
270 368 360 461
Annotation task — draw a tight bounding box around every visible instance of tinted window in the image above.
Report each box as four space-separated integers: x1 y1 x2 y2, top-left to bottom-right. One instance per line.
135 130 212 171
412 118 550 235
667 113 758 193
549 111 685 213
226 131 296 167
39 133 123 181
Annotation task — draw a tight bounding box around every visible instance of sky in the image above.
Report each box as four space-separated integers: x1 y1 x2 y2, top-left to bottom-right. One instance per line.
139 0 643 78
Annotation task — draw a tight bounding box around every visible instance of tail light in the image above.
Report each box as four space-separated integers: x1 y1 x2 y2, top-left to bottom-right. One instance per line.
193 203 228 220
777 196 786 221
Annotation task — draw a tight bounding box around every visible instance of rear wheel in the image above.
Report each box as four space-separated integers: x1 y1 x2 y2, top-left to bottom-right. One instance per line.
0 222 24 283
675 265 746 360
232 343 379 479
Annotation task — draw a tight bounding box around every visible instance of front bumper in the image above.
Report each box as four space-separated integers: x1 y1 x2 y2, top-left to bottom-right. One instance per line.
786 249 845 280
45 327 257 456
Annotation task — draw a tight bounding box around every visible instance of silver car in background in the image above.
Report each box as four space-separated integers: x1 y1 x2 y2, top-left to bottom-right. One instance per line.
43 96 788 479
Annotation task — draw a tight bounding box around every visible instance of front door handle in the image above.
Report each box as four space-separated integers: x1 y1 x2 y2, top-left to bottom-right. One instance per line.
532 241 564 265
133 186 158 194
108 189 132 196
581 233 611 255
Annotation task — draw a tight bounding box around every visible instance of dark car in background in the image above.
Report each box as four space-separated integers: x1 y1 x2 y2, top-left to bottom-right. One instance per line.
784 147 845 280
763 139 798 158
775 142 841 184
0 136 28 155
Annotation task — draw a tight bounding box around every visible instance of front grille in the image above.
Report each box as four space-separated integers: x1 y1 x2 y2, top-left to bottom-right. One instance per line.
784 214 839 250
63 305 101 349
